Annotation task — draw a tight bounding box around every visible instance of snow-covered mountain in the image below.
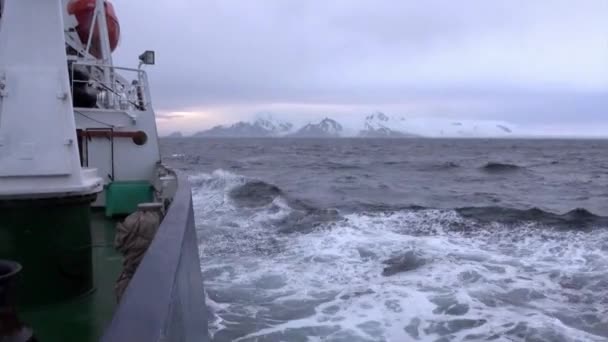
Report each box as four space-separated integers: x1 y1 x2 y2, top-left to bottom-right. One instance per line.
252 113 294 135
290 118 343 137
194 122 269 137
355 112 514 137
358 112 418 137
194 114 293 137
165 131 183 138
191 112 514 138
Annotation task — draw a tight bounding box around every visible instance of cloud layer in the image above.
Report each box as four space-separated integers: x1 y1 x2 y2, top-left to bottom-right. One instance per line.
111 0 608 135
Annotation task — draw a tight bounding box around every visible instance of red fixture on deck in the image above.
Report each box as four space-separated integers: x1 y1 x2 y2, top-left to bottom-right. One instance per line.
67 0 120 59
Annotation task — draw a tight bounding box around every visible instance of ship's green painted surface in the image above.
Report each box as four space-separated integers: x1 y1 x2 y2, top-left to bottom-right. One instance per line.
0 175 207 341
105 181 154 217
1 208 121 342
0 196 96 307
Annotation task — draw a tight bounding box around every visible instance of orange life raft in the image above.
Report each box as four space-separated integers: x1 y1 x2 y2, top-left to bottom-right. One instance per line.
67 0 120 58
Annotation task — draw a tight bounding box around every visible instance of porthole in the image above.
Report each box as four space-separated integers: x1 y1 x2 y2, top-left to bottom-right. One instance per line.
132 131 147 146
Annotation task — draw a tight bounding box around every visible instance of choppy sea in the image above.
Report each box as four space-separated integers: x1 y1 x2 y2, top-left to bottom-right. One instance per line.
162 138 608 342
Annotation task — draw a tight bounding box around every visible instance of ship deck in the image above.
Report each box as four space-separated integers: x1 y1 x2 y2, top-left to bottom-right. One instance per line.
21 210 122 342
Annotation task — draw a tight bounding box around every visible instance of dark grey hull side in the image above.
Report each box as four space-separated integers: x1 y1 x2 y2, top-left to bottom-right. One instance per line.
101 172 209 342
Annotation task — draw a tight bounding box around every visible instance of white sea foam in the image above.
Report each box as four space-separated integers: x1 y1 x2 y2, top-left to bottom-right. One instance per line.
192 170 608 341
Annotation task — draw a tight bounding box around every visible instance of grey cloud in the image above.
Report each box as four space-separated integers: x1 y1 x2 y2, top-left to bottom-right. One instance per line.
112 0 608 132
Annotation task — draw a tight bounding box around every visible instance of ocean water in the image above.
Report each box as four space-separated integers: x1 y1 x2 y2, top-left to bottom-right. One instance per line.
161 138 608 342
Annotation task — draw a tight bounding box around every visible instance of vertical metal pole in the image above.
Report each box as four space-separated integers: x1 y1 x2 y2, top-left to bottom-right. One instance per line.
95 0 113 66
84 9 99 56
95 0 114 107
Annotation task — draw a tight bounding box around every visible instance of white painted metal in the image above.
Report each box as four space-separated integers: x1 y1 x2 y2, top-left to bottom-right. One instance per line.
0 0 167 204
60 0 165 207
0 0 102 198
74 108 161 182
91 0 114 109
70 63 162 206
94 0 113 66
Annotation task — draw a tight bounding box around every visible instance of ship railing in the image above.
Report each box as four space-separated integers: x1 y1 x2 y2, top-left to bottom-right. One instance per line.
69 62 152 112
101 169 210 342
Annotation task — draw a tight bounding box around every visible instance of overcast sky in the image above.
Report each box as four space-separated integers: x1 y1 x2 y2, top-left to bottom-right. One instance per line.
112 0 608 136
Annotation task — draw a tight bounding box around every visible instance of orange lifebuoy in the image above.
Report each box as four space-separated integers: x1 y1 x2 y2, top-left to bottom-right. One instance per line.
67 0 120 59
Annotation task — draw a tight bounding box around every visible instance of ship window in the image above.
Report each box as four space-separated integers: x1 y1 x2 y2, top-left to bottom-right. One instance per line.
132 131 147 146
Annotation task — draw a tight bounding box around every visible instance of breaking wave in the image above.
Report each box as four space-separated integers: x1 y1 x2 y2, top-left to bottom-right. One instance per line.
229 180 284 208
480 162 524 173
191 170 608 341
456 206 608 230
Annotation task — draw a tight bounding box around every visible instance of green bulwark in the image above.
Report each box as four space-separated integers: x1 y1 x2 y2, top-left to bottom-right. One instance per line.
0 182 154 341
0 196 96 308
105 181 154 217
0 196 123 342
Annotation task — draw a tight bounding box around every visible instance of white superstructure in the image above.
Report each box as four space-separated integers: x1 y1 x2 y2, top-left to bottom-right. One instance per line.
0 0 102 198
0 0 168 203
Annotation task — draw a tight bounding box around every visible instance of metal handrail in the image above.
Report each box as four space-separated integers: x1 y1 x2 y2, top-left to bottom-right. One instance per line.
70 62 151 111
